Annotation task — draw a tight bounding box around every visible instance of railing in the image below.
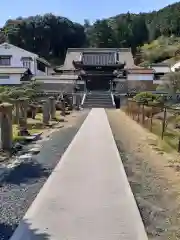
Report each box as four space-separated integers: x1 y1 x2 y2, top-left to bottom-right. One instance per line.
111 92 116 107
81 92 86 106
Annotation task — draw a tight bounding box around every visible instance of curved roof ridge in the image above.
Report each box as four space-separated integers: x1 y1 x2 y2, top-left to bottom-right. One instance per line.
67 48 132 52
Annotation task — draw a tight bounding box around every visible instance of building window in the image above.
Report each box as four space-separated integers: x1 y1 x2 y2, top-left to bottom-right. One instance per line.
0 56 11 66
23 60 31 69
37 60 46 73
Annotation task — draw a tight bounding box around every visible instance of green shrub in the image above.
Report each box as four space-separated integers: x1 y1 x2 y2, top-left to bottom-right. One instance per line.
133 92 158 103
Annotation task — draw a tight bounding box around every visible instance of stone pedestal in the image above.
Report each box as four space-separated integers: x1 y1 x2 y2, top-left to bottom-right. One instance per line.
73 94 77 109
68 96 73 111
49 97 56 120
76 95 81 110
0 103 13 150
61 99 66 117
42 100 50 125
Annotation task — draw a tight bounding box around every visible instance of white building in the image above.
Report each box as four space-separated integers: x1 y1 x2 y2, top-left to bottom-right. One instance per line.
150 63 171 74
171 61 180 72
0 42 51 85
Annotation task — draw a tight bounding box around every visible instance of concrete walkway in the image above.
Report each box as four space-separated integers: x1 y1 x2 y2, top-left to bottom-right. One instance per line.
10 109 148 240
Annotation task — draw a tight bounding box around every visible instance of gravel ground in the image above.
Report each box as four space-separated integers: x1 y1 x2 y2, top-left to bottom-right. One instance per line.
107 109 180 240
0 110 88 240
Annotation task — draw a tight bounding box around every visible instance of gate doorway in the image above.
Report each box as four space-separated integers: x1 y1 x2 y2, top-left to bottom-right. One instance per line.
86 76 111 91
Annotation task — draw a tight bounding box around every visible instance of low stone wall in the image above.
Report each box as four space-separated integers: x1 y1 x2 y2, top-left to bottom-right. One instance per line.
37 82 75 93
127 80 157 92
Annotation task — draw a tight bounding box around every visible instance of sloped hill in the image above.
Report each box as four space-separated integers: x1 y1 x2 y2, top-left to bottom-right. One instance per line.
138 36 180 66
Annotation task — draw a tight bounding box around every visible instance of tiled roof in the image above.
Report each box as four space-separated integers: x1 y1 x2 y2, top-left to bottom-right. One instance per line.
39 83 74 93
128 68 155 74
37 57 51 66
68 48 131 52
59 74 79 80
57 48 135 70
82 52 116 65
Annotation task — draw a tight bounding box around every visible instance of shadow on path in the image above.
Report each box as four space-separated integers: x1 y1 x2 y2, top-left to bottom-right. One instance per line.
0 220 50 240
2 160 50 185
0 222 18 240
10 220 50 240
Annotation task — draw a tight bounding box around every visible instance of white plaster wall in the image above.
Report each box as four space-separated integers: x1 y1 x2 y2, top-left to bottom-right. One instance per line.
0 44 37 74
152 66 170 73
0 43 50 76
127 74 154 81
0 74 21 85
36 79 84 84
36 70 47 76
171 62 180 72
47 67 55 75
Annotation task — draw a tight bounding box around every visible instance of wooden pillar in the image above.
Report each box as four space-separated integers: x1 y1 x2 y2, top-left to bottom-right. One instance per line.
42 100 50 125
49 96 56 120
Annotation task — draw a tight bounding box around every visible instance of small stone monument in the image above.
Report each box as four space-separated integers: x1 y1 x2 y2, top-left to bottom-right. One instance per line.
76 95 81 110
0 103 13 150
19 98 29 126
49 96 56 120
72 93 77 109
61 99 66 117
42 100 50 125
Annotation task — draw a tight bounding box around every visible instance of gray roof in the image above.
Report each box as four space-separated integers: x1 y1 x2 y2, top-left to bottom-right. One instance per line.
39 83 74 93
118 52 134 68
68 48 132 52
37 57 51 67
58 48 135 70
59 74 79 80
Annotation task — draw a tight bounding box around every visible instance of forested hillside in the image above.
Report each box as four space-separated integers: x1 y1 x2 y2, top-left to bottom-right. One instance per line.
0 15 87 65
0 1 180 65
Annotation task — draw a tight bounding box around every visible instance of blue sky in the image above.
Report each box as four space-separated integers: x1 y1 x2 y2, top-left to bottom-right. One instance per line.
0 0 177 26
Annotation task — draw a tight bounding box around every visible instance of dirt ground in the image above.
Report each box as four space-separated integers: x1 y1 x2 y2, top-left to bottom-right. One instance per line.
107 109 180 240
39 110 86 139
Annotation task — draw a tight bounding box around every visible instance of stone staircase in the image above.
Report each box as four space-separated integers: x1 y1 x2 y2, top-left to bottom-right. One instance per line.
83 92 115 109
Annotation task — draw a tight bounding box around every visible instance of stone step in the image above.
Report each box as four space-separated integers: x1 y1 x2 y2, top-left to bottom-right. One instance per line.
84 100 113 103
83 93 114 108
86 96 112 99
83 104 114 108
84 103 113 107
83 106 115 109
84 99 113 103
